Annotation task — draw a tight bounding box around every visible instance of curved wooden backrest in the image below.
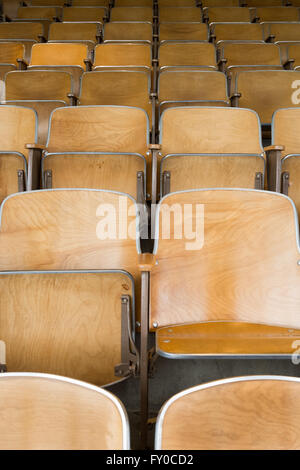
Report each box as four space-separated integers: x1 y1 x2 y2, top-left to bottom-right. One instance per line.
159 0 195 5
202 0 239 6
30 0 66 5
49 22 101 42
159 23 208 42
246 0 284 5
62 7 106 21
17 6 62 19
158 70 228 103
160 107 263 154
30 43 88 66
255 7 300 21
110 7 153 21
150 189 300 329
0 22 43 40
264 22 300 41
80 71 151 117
211 23 264 42
0 42 24 65
115 0 153 6
219 42 281 65
0 106 37 158
104 22 153 41
286 43 300 66
46 105 149 156
0 373 129 450
5 70 72 101
155 376 300 450
72 0 110 5
0 270 134 386
236 70 300 124
272 107 300 156
204 7 251 22
159 42 217 67
94 43 152 67
159 7 202 22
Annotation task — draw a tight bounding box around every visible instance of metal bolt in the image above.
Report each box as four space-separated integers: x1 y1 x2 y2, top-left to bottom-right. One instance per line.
136 321 141 327
153 322 158 328
298 260 300 266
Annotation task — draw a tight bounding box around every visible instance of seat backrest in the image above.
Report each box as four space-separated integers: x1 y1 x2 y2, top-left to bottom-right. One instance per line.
155 376 300 450
204 7 252 22
159 42 217 68
202 0 239 5
0 373 129 450
5 70 72 101
0 270 136 386
150 189 300 329
110 7 153 21
272 107 300 157
0 42 24 65
30 43 88 66
48 22 101 43
30 0 66 5
246 0 284 5
115 0 153 6
72 0 110 5
62 6 106 22
160 107 263 155
255 6 300 21
0 22 43 41
159 23 208 42
235 70 300 124
159 0 195 5
285 43 300 66
104 22 153 42
262 22 300 41
219 42 281 65
0 106 37 159
94 43 152 67
17 6 62 20
159 7 202 22
211 23 264 43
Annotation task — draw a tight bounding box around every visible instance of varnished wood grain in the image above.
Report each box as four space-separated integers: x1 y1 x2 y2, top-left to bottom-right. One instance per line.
0 153 26 204
104 22 153 41
0 374 128 449
62 7 106 22
211 23 264 42
49 22 101 43
203 7 251 22
263 22 300 41
0 22 43 40
94 43 152 67
17 6 62 20
159 23 208 42
159 7 202 22
0 42 24 65
110 7 153 21
159 42 217 68
255 7 300 21
0 106 36 158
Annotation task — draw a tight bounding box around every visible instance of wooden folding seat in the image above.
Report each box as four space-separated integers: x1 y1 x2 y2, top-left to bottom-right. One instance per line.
40 106 150 200
62 6 107 22
159 23 208 42
79 70 153 126
0 23 44 63
203 7 252 23
158 7 202 22
0 269 139 387
0 43 25 88
244 0 284 6
158 0 196 5
72 0 110 5
158 42 217 71
115 0 153 6
3 70 73 145
93 43 152 74
28 43 91 96
15 7 63 36
110 7 153 22
104 22 153 42
262 21 300 42
2 0 20 20
30 0 67 5
0 373 130 450
218 42 282 91
155 376 300 450
157 70 229 116
254 7 300 22
271 107 300 215
0 106 37 203
48 22 102 58
233 70 300 125
290 0 300 5
210 23 264 44
157 107 265 197
283 43 300 69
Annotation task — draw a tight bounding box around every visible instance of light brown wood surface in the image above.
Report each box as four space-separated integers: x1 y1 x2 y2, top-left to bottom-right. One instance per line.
159 0 195 5
159 42 217 68
0 271 133 386
17 6 62 20
157 377 300 449
30 42 88 67
159 7 202 22
202 0 239 6
159 23 208 42
62 7 106 22
211 23 264 42
0 22 43 40
104 22 153 41
42 153 145 199
49 22 101 43
246 0 283 5
157 322 300 356
72 0 110 5
235 70 300 124
150 190 300 329
0 42 24 65
110 7 153 21
255 7 300 21
30 0 66 5
0 153 26 204
0 105 36 158
204 7 251 22
219 42 281 66
115 0 153 6
0 374 128 449
94 43 152 67
263 22 300 42
281 155 300 215
272 108 300 157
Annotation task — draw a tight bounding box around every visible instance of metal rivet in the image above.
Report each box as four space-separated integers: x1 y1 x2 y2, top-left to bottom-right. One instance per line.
136 321 141 327
153 322 158 328
155 261 159 265
298 260 300 266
